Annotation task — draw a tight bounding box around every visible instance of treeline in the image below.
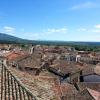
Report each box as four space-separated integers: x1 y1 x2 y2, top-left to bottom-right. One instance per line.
0 39 100 52
72 45 100 52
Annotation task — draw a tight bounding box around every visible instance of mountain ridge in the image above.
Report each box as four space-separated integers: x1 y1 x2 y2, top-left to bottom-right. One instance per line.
0 33 30 44
0 33 100 46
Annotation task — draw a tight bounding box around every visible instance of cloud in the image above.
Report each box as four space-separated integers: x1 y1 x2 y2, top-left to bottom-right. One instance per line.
77 25 100 34
70 1 97 10
21 27 68 40
46 27 68 34
22 32 40 40
88 29 100 33
77 28 87 31
94 24 100 29
89 24 100 33
3 26 15 35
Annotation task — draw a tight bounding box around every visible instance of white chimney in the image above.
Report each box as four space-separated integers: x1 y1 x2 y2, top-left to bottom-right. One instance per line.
30 46 34 54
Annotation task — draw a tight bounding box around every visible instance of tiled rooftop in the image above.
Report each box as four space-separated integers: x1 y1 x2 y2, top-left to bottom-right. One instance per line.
0 44 100 100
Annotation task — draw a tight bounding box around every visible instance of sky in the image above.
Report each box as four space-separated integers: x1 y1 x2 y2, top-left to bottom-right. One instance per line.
0 0 100 41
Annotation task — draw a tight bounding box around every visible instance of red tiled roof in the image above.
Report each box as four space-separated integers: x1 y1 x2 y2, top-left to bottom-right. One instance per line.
87 88 100 100
51 60 82 74
5 51 29 61
60 83 78 96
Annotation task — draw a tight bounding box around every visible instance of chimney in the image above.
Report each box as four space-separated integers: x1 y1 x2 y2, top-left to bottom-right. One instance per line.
30 46 35 54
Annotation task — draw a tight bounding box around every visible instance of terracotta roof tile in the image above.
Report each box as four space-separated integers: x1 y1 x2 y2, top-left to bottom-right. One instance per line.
60 83 78 96
51 60 81 74
6 51 29 61
87 88 100 100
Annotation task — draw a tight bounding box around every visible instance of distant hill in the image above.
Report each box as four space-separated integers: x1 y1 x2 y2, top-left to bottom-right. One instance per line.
0 33 100 46
0 33 33 43
0 33 30 44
